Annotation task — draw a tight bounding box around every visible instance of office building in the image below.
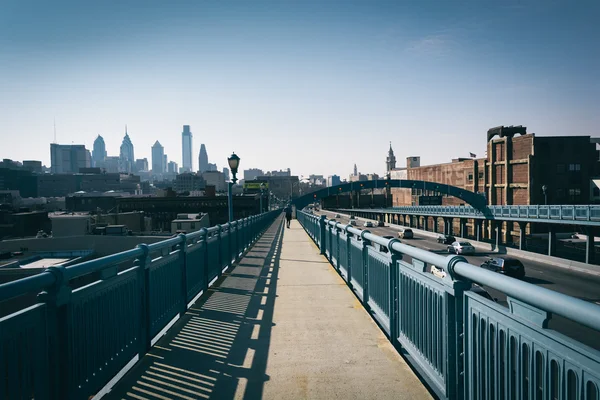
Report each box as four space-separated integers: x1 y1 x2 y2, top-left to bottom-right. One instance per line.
198 144 209 172
103 157 120 173
386 142 396 173
92 136 107 168
50 144 90 174
151 141 164 173
163 154 168 173
168 161 178 174
119 129 135 173
22 161 42 174
175 173 205 193
135 158 148 172
244 168 264 181
327 175 341 187
207 163 217 172
223 167 230 182
182 125 193 172
202 171 227 192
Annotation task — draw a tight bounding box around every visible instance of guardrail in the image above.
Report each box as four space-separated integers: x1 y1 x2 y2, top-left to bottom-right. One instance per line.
297 210 600 400
0 210 281 400
343 204 600 224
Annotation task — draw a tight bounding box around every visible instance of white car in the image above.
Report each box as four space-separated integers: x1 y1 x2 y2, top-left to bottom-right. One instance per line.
447 241 475 255
363 221 373 228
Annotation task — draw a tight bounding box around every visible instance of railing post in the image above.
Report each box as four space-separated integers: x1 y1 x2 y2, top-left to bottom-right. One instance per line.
38 265 72 400
215 225 222 276
388 239 401 345
361 230 371 307
319 215 327 254
134 243 151 354
178 234 188 315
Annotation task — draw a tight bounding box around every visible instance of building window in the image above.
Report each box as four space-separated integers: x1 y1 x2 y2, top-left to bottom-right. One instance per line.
569 164 581 172
569 188 581 201
467 173 473 182
557 164 565 174
478 172 484 180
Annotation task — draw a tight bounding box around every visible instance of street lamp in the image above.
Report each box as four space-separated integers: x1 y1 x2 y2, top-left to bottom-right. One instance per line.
259 183 266 214
542 184 548 206
227 152 240 222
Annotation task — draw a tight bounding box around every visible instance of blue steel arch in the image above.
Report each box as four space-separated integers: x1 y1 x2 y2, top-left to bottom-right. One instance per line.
292 179 487 211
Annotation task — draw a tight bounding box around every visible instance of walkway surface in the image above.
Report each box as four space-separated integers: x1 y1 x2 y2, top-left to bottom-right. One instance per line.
108 217 431 400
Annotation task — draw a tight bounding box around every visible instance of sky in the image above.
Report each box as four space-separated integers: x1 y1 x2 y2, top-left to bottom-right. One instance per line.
1 0 599 178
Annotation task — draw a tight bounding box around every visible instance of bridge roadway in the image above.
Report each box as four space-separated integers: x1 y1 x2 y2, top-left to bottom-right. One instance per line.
319 210 600 350
107 216 431 399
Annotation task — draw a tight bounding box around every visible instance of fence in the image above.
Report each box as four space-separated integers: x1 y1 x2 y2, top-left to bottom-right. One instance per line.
0 210 280 400
297 211 600 400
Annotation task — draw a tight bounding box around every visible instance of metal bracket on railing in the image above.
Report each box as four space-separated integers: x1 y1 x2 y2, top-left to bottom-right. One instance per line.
445 255 468 281
360 229 371 244
38 265 71 306
386 238 403 260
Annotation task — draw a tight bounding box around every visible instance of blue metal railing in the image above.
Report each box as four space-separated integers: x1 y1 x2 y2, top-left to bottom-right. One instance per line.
341 204 600 225
0 210 280 400
297 210 600 400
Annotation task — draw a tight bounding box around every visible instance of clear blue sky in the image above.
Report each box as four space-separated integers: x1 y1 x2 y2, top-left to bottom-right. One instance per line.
1 0 598 178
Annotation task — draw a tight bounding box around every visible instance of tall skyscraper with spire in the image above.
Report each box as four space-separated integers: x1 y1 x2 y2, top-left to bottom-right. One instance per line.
182 125 193 172
119 126 135 173
386 142 396 173
198 144 209 172
152 141 164 173
92 135 107 168
353 163 358 176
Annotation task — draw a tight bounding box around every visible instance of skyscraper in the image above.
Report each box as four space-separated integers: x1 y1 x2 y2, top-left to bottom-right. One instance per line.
353 164 358 176
198 144 209 172
92 135 107 168
151 141 164 173
119 127 135 173
163 154 168 173
223 167 230 182
182 125 193 172
386 142 396 173
50 144 90 174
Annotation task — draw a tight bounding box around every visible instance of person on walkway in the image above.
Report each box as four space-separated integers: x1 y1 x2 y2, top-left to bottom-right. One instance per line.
285 206 292 228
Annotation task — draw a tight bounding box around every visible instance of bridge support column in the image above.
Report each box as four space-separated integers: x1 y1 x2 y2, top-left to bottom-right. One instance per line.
518 222 527 251
548 226 557 257
444 217 453 235
475 220 482 242
460 219 467 238
433 217 438 233
423 216 429 231
585 227 596 264
494 221 500 249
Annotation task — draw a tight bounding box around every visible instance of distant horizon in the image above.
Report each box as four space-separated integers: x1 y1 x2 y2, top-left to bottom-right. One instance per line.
2 1 598 178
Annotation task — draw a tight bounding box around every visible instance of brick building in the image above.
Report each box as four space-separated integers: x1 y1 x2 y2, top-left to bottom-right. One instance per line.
391 125 600 243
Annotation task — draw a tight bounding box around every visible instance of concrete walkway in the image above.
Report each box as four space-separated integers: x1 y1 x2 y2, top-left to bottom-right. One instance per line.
107 218 430 400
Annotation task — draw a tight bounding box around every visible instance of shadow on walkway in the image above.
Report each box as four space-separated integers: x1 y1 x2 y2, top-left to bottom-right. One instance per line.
108 217 285 400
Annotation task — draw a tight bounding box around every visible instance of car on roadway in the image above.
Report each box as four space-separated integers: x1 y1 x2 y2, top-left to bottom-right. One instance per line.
437 234 456 245
349 220 357 226
349 215 356 220
375 235 396 253
447 241 475 255
480 257 526 279
335 213 341 218
377 220 385 227
363 221 373 228
398 228 413 239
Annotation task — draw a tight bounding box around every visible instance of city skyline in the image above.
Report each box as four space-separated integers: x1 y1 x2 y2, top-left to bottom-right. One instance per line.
1 1 598 177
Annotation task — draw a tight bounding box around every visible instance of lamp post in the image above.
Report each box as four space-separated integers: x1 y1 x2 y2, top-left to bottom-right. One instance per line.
227 152 240 222
259 183 265 214
542 184 548 206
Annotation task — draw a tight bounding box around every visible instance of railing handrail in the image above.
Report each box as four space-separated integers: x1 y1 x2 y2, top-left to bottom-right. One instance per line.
0 213 269 303
311 211 600 332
